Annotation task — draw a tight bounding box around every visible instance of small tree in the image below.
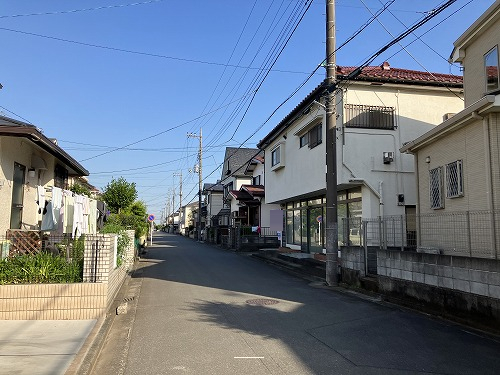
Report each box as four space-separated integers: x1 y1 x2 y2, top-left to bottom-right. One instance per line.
70 182 91 197
102 177 137 214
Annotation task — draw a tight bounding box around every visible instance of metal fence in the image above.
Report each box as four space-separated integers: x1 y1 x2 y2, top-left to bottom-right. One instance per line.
1 231 85 260
342 210 500 259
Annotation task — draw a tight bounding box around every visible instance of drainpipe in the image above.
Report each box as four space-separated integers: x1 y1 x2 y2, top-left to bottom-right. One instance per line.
483 114 497 259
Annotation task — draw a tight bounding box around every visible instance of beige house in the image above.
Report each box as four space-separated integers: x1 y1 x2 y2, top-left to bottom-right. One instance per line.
401 0 500 258
0 116 88 236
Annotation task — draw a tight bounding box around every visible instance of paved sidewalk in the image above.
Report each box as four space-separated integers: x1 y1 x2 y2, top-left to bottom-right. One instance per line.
0 320 96 375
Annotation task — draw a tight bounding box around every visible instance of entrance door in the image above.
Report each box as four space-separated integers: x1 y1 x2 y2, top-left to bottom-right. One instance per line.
10 163 26 229
308 206 323 253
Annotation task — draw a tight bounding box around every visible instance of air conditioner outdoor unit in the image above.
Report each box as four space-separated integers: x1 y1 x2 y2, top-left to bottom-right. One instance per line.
383 151 394 164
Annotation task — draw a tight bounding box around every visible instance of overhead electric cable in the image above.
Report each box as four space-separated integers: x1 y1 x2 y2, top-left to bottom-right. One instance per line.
0 0 166 18
0 27 312 75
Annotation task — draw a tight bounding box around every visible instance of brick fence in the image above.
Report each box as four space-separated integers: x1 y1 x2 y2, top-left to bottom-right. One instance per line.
0 230 136 320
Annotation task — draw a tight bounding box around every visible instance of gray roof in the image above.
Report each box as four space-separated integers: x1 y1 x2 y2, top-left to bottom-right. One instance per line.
203 181 223 193
221 147 262 180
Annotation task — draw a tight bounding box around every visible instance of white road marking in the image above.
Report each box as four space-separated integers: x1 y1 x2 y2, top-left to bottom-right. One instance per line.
234 356 265 359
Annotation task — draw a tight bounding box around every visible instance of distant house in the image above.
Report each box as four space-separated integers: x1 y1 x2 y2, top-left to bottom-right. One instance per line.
202 181 223 228
218 147 260 227
258 63 464 254
225 154 280 228
0 116 89 236
401 0 500 257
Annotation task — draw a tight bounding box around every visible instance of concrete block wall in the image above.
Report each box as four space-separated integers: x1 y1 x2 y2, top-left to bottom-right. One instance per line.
342 247 366 277
377 249 500 328
341 247 366 286
377 250 500 299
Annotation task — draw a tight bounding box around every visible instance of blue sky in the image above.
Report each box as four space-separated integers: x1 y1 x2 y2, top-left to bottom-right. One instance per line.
0 0 494 219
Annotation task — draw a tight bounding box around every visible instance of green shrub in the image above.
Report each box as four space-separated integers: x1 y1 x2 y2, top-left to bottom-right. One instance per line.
101 223 131 267
0 253 83 285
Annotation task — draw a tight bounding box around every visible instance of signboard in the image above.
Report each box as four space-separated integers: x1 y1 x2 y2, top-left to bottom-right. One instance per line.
147 214 155 222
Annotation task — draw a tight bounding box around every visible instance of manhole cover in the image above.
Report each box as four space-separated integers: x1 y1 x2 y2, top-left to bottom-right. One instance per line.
246 298 279 306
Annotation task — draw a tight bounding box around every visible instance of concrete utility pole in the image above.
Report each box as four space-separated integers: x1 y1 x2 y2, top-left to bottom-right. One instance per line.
188 128 203 241
325 0 339 286
174 171 183 211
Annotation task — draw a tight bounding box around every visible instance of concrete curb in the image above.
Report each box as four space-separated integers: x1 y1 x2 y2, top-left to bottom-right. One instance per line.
65 267 136 375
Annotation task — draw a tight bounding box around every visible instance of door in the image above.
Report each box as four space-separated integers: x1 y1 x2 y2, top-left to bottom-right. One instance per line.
10 163 26 229
308 206 324 253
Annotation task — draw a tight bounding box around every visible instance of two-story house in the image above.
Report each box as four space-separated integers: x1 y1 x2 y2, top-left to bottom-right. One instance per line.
218 147 260 226
401 0 500 257
258 63 464 254
225 154 280 230
0 116 89 237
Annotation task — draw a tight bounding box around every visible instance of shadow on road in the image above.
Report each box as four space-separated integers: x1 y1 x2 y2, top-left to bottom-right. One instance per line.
131 232 500 374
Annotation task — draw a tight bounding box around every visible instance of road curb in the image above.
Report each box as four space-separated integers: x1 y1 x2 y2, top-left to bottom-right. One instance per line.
66 267 137 375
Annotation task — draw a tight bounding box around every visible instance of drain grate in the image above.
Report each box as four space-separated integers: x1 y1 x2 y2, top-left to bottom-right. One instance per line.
246 298 279 306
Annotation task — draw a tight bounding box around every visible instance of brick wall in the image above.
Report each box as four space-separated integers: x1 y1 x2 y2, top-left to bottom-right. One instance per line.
0 231 136 320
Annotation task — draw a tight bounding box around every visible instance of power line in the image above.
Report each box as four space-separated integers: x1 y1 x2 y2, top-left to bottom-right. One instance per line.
0 0 166 19
0 27 314 76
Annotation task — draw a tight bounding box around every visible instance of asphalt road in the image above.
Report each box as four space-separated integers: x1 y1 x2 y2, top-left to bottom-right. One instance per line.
91 232 500 375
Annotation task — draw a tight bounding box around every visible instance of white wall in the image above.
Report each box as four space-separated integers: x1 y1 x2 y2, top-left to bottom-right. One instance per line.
264 82 464 219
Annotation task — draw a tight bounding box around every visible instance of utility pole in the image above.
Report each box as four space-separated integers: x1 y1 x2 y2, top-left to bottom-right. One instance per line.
174 171 183 211
325 0 339 286
188 128 203 241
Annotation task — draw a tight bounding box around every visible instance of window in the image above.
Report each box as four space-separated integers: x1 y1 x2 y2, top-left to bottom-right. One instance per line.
54 164 68 189
299 124 322 149
308 124 322 148
344 104 395 130
223 181 233 198
300 133 309 148
485 46 499 93
446 160 464 198
271 146 280 167
429 167 444 209
10 163 26 229
253 175 261 185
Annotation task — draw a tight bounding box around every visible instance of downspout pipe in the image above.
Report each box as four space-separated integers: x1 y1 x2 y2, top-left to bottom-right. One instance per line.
483 115 497 259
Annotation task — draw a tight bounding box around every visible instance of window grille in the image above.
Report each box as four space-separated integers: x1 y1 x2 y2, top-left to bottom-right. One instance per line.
446 160 463 198
429 167 444 209
344 104 395 130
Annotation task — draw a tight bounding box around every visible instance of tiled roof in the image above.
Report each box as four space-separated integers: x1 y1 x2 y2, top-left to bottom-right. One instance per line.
242 185 265 197
336 63 463 85
229 190 253 200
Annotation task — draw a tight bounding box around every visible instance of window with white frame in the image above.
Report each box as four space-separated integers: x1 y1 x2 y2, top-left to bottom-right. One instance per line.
429 167 444 209
485 46 499 93
446 160 464 198
271 146 280 167
253 175 261 185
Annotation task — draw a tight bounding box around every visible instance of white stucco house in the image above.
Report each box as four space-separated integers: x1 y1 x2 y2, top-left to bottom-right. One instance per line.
257 63 464 254
0 115 89 237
